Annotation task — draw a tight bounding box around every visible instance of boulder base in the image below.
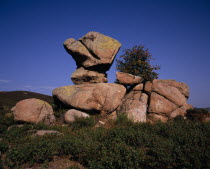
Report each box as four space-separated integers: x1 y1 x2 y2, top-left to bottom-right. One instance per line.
53 83 126 114
118 88 148 122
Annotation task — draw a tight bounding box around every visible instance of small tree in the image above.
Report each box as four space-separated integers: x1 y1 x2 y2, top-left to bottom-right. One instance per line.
116 45 160 82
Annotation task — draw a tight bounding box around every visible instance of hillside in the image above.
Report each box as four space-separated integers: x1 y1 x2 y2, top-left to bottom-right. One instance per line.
204 108 210 112
0 91 53 111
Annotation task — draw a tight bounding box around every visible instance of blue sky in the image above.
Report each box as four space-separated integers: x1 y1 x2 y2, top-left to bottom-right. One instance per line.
0 0 210 107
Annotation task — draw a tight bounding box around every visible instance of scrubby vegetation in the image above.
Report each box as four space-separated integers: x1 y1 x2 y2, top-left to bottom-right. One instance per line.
186 108 210 122
0 92 209 168
0 111 209 169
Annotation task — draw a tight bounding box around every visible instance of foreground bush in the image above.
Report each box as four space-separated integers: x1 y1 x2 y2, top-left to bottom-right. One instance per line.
2 119 209 169
187 108 209 122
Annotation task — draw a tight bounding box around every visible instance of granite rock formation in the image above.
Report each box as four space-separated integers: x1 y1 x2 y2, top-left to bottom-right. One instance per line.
64 31 121 84
53 32 193 124
117 74 193 123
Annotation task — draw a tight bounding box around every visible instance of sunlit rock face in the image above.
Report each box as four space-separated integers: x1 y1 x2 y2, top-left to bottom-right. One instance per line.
52 83 126 114
63 31 121 80
117 76 192 123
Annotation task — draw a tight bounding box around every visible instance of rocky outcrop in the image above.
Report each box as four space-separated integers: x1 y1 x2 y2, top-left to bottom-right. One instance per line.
53 32 124 121
12 98 55 124
117 77 192 123
53 83 126 114
54 31 193 124
64 31 121 84
146 79 191 122
64 109 90 123
116 72 143 86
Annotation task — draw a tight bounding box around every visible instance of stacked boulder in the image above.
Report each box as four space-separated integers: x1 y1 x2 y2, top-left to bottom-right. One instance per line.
117 73 193 123
53 32 126 120
53 31 193 123
63 31 121 84
147 79 192 122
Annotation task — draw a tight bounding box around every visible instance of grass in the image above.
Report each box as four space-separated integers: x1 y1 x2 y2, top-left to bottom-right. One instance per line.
0 114 209 169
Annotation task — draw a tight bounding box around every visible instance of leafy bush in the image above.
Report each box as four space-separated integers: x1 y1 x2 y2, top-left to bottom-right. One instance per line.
0 112 16 133
116 45 160 82
187 108 209 122
5 135 59 167
54 108 68 118
115 113 133 126
0 141 9 153
0 156 2 169
70 116 95 130
67 166 81 169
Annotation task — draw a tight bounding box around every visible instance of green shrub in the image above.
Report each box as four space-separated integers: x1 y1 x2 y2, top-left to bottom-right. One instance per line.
115 113 133 126
5 135 58 167
0 113 16 133
66 165 80 169
54 108 68 118
70 116 95 130
187 108 209 122
0 156 2 169
0 141 9 153
2 119 209 169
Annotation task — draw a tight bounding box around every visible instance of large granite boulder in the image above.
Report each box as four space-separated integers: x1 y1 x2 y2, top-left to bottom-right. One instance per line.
79 32 121 65
116 72 143 86
64 32 121 71
118 84 148 122
157 79 189 98
12 98 55 124
147 79 191 121
53 83 126 114
63 38 96 68
71 67 107 85
152 79 186 106
64 109 90 123
148 92 178 115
